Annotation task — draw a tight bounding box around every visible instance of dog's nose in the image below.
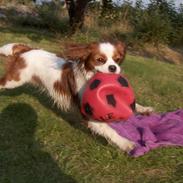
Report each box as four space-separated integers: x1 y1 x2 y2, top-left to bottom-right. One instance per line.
108 65 117 73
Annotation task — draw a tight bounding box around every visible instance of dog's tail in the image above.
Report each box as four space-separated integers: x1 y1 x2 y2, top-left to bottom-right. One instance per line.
0 43 32 57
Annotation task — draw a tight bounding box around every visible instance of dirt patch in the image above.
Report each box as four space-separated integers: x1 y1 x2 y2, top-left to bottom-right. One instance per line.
143 168 168 177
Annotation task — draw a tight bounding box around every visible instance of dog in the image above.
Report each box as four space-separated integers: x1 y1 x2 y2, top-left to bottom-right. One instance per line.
0 42 153 153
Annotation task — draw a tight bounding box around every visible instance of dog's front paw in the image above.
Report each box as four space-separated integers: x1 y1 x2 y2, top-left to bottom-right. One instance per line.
136 104 154 115
118 139 136 153
139 106 154 115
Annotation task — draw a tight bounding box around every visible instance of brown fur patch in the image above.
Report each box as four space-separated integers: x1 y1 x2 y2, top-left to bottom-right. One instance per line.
62 42 98 72
112 51 123 64
0 56 26 86
85 49 107 71
114 41 126 64
31 75 44 86
12 44 32 56
54 80 63 93
56 52 64 58
63 43 93 61
53 62 79 105
0 77 6 86
0 53 6 58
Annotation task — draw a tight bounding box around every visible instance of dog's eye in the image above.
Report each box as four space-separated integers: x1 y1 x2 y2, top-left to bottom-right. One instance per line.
96 58 105 64
115 58 121 63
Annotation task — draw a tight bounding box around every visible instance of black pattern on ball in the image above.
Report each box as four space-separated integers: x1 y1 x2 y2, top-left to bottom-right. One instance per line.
90 79 101 90
106 94 116 107
84 103 93 116
130 100 136 111
107 113 113 119
117 76 129 87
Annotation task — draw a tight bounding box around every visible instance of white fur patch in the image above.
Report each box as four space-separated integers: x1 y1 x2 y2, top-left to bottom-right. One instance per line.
0 43 18 56
135 103 154 114
99 43 115 58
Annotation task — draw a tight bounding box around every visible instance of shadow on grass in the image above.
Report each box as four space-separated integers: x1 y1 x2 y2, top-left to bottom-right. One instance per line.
0 103 77 183
0 86 108 145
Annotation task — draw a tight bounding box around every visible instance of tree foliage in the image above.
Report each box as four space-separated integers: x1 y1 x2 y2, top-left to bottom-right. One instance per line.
121 0 183 46
2 0 182 46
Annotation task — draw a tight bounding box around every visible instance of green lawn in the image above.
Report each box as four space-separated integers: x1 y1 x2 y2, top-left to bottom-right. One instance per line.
0 26 183 183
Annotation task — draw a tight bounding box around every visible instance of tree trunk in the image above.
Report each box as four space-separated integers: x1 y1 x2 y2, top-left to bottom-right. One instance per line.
102 0 113 9
65 0 90 33
65 0 76 27
101 0 113 15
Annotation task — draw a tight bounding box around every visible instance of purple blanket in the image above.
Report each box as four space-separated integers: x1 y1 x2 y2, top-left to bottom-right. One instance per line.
109 109 183 157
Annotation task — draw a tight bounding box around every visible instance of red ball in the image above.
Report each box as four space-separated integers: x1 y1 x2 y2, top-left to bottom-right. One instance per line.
81 73 136 122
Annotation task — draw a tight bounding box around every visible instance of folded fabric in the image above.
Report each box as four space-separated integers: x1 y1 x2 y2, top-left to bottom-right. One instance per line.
109 109 183 157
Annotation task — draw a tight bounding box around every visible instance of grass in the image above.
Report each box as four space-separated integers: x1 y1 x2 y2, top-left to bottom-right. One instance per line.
0 26 183 183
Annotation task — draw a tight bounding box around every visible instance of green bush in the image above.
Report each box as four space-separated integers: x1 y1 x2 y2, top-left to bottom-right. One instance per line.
131 0 171 46
132 9 172 46
170 4 183 46
36 2 69 33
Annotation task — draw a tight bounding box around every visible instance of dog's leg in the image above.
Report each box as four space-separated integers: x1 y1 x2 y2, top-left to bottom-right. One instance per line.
88 120 135 152
135 103 154 114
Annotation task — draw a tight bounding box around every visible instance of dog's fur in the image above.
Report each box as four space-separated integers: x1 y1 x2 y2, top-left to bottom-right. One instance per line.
0 42 153 152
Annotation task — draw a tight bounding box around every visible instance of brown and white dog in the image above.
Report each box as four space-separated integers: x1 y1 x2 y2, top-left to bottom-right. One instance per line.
0 42 153 152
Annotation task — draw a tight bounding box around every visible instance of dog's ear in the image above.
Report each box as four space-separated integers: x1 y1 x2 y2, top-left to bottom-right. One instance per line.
115 41 126 62
12 44 32 56
63 43 92 62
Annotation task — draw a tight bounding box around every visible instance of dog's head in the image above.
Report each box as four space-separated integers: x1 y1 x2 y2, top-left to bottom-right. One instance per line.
63 41 126 74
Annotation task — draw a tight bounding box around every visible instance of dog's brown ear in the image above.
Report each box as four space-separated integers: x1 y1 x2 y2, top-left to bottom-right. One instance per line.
63 43 92 62
115 41 126 62
12 44 32 56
